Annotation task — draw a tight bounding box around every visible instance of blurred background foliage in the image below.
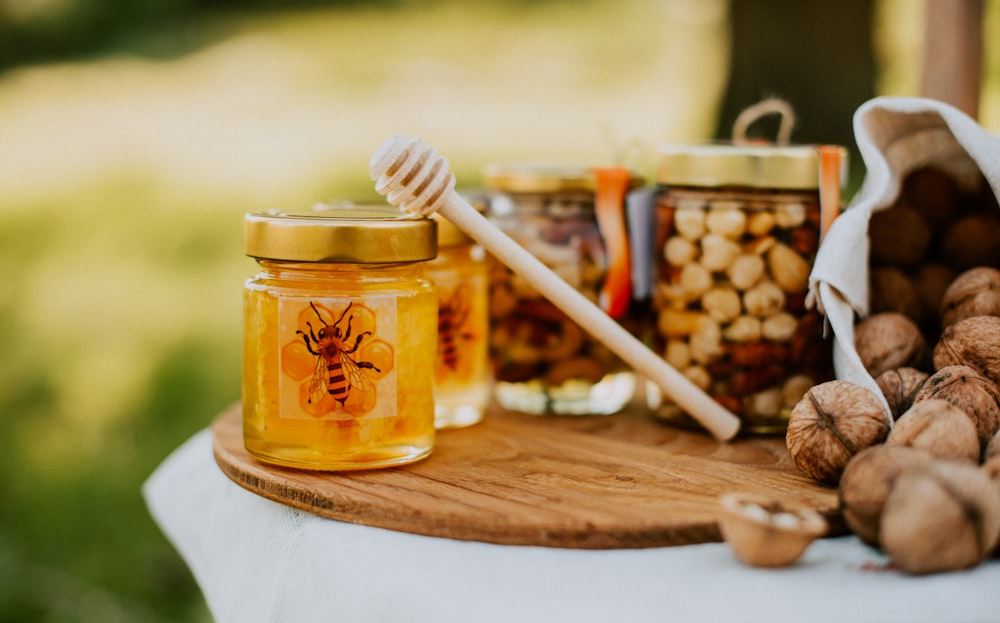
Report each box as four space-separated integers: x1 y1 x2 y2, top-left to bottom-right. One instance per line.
0 0 997 620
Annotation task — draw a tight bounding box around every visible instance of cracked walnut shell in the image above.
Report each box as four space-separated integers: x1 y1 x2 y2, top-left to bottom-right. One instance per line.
717 492 827 568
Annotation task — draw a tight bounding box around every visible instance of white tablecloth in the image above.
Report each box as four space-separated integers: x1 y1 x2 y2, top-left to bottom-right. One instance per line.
143 429 1000 623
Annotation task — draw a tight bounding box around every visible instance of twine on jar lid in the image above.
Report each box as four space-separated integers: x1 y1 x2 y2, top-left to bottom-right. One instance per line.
731 97 796 145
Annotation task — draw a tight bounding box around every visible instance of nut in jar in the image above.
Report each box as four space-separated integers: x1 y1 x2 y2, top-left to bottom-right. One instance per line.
483 164 647 415
650 143 846 434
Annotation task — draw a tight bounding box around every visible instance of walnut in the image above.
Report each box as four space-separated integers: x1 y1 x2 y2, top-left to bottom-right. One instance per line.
887 399 980 464
717 492 827 568
915 263 956 334
911 365 1000 452
869 266 921 324
934 316 1000 391
983 454 1000 491
987 429 1000 462
868 202 931 268
786 380 891 484
902 166 961 229
881 461 1000 574
939 266 1000 328
838 445 934 547
938 213 1000 271
854 312 928 377
874 367 928 420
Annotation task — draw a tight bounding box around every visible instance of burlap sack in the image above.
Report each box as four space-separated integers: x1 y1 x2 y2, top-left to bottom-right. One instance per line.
808 96 1000 419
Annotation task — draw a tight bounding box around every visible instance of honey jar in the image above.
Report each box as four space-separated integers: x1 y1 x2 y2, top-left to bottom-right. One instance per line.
424 211 491 428
483 164 645 415
242 206 438 470
651 143 844 434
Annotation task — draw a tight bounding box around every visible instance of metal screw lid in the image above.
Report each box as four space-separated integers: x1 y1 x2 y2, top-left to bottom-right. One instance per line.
244 204 437 264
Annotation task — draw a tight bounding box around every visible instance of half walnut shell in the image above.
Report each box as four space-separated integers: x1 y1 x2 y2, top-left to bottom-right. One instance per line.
718 492 828 568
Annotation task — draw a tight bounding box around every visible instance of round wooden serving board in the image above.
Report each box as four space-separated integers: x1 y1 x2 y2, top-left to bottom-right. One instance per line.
213 402 843 549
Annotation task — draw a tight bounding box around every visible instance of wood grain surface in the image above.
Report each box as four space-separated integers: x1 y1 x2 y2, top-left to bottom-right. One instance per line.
212 402 843 549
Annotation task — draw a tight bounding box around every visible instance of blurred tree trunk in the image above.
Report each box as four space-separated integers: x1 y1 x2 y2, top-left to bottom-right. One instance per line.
715 0 876 150
921 0 983 119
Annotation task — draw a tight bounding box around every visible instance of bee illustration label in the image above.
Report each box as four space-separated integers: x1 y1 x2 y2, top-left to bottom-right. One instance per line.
277 297 397 420
435 281 477 381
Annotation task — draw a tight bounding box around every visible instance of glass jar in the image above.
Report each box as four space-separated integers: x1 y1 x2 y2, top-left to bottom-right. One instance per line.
243 206 438 470
651 143 844 434
483 164 645 415
423 212 491 428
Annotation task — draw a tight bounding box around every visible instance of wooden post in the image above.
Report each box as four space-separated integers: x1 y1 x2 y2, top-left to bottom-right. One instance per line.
921 0 983 119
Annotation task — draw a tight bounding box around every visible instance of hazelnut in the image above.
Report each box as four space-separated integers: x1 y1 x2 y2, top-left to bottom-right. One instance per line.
717 492 827 568
743 280 785 318
700 234 741 272
663 236 698 267
874 367 928 420
939 266 1000 328
881 461 1000 574
705 206 746 239
746 211 776 237
726 254 766 291
786 380 891 484
934 317 1000 386
912 365 1000 452
838 445 934 547
674 208 706 240
773 203 807 229
854 312 928 378
887 399 980 464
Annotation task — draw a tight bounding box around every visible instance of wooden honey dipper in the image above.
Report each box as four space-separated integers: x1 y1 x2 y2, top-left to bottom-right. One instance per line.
370 135 741 441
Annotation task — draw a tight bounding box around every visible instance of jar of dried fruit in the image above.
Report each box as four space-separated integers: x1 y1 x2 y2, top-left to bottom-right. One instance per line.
483 164 647 415
652 143 845 433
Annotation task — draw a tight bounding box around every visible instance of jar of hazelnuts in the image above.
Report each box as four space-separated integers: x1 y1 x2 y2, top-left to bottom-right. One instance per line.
650 143 846 434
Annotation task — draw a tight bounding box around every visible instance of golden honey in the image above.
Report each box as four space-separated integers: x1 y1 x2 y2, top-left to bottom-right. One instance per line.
243 206 438 470
424 213 491 428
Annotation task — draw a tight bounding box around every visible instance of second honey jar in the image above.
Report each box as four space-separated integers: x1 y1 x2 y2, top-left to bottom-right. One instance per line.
424 211 491 428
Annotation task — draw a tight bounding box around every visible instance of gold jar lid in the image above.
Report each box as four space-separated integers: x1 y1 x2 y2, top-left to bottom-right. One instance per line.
483 164 645 194
245 205 437 263
656 143 845 190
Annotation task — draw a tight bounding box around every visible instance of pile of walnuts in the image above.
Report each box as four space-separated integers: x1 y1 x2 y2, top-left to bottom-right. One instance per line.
785 167 1000 575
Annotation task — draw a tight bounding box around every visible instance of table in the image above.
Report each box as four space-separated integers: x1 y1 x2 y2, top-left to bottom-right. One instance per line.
143 405 1000 623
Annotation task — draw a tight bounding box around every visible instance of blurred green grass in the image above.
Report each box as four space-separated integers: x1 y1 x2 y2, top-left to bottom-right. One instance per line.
0 0 997 620
0 1 730 620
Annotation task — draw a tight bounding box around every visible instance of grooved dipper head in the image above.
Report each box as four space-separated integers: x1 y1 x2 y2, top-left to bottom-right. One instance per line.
369 135 456 217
